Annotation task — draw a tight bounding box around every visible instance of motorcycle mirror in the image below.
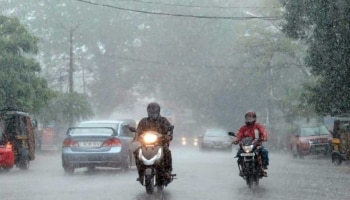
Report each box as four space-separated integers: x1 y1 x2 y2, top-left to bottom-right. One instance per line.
228 132 236 137
128 126 137 132
168 126 174 132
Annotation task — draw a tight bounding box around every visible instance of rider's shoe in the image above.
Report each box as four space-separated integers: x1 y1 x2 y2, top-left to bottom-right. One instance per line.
164 171 172 179
262 171 268 177
136 176 144 185
239 171 244 177
263 165 268 170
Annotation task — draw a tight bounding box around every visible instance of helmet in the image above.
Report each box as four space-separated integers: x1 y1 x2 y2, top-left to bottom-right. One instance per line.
147 102 161 120
245 111 256 125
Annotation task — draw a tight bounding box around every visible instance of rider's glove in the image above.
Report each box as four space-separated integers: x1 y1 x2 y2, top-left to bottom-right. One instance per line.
164 135 172 142
233 140 239 145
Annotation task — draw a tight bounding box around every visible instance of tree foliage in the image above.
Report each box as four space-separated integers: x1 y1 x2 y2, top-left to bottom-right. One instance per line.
282 0 350 115
38 92 93 127
0 15 52 113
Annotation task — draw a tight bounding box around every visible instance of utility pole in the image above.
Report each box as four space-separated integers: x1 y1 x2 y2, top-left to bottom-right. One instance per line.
82 66 86 95
62 23 79 127
68 24 79 94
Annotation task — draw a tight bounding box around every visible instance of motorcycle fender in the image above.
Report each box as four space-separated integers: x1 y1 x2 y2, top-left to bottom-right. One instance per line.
331 151 343 158
138 147 163 166
145 168 153 176
243 156 254 162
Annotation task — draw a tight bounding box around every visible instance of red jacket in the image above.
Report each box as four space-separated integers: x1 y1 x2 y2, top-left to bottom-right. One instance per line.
235 123 268 142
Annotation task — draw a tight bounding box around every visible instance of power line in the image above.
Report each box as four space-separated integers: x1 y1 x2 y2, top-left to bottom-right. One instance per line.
95 53 238 69
112 0 279 9
75 0 282 20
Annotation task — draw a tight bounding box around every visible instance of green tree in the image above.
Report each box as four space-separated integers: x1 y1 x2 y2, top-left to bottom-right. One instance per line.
38 92 93 126
0 15 52 113
282 0 350 115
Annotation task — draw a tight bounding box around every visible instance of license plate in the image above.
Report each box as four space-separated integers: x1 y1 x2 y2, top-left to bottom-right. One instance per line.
79 141 102 148
314 146 326 151
241 153 255 156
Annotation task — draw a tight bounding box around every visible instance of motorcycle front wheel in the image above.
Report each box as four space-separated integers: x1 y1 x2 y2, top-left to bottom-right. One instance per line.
145 175 155 194
246 176 253 188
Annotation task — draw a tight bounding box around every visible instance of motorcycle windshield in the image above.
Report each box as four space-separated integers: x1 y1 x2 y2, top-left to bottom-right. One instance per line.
241 137 254 146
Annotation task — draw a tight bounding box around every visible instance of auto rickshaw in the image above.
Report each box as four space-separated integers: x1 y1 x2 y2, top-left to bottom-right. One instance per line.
0 107 36 170
329 116 350 165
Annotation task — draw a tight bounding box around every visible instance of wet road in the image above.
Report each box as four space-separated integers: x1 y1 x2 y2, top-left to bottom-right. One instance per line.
1 146 349 200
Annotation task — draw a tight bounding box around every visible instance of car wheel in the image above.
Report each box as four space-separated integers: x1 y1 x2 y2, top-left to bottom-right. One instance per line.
87 166 96 171
2 167 12 172
292 145 298 158
297 146 305 159
121 152 131 172
64 166 75 175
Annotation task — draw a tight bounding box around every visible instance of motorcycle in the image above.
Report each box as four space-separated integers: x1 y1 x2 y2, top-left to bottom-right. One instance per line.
229 132 265 188
129 126 176 194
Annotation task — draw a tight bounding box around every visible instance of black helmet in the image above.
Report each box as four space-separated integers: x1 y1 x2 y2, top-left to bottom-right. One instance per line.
245 111 256 125
147 102 161 120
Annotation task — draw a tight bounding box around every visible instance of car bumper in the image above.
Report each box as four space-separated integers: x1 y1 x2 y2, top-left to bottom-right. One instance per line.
62 147 125 168
309 144 329 153
299 143 329 155
201 142 232 149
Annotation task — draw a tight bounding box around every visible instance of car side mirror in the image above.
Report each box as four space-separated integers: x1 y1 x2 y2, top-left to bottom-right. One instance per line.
32 119 38 128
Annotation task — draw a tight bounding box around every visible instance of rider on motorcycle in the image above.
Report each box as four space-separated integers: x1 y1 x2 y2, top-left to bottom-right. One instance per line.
134 102 174 184
233 111 269 177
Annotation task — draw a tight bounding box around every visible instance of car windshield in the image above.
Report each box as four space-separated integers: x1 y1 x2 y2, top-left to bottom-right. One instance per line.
205 129 226 137
68 127 114 136
0 128 4 143
299 125 330 136
79 123 119 130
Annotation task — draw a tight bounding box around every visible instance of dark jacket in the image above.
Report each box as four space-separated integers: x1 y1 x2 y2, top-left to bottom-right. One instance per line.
136 116 173 141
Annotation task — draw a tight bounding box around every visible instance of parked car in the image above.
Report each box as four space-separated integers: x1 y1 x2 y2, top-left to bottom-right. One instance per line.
199 128 232 151
289 124 332 158
61 120 136 174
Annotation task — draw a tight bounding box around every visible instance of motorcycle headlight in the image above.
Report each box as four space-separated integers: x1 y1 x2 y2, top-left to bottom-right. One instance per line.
243 145 253 153
142 132 158 144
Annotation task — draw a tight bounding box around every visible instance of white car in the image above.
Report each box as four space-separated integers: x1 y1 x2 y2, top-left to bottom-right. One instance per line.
199 128 232 151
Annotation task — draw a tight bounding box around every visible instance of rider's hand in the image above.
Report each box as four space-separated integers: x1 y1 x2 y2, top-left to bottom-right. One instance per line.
164 135 172 142
254 139 263 146
233 140 239 145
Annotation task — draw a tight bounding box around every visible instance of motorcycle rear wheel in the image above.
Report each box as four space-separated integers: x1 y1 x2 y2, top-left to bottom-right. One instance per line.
18 157 30 170
332 154 343 166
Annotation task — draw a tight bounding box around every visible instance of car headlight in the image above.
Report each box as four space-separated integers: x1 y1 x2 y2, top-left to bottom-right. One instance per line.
182 137 187 145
